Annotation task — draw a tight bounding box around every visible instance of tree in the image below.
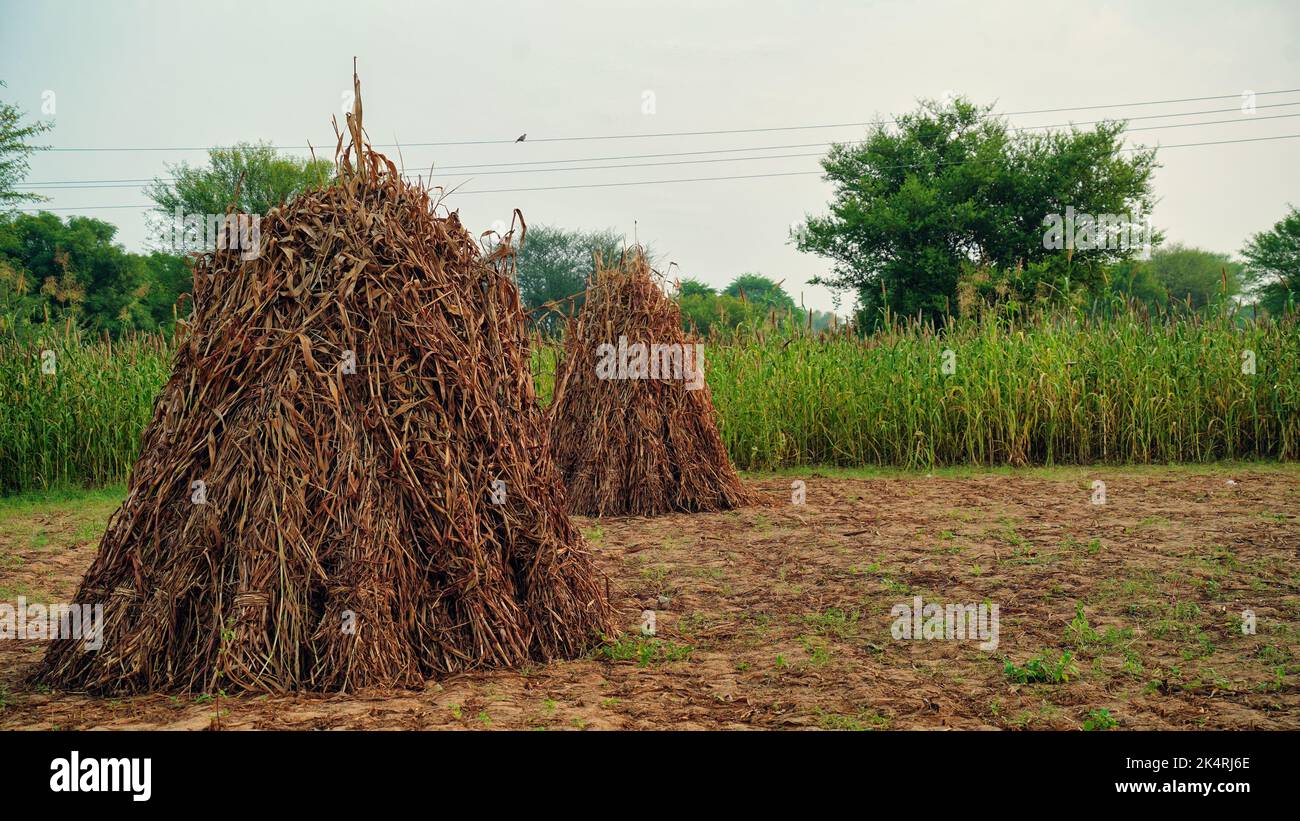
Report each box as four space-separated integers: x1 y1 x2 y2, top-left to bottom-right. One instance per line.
796 97 1159 327
1145 243 1241 310
678 292 746 335
0 81 53 212
675 283 764 336
139 251 193 327
723 273 797 315
0 255 41 333
808 309 841 332
145 142 333 250
675 277 715 298
0 212 152 334
1105 258 1168 307
1241 205 1300 316
515 225 628 335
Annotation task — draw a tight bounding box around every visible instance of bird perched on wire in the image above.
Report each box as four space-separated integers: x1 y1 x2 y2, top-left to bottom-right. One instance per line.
515 133 527 142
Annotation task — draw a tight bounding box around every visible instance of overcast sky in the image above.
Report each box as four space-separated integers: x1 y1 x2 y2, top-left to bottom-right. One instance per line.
3 0 1298 313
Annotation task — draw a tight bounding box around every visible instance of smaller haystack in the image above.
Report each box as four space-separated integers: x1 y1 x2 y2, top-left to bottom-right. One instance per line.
547 249 761 516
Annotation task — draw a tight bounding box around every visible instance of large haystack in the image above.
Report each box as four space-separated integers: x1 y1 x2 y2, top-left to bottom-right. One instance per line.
38 75 614 694
547 249 761 516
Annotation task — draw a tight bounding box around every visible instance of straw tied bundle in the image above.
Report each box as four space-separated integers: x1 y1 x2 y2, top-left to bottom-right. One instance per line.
547 249 761 516
38 75 614 694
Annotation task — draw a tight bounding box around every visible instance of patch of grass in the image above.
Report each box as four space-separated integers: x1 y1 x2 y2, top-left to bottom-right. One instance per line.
1004 651 1078 684
799 635 831 666
0 484 127 516
815 708 890 730
881 577 910 595
0 581 34 600
1005 544 1041 564
1065 604 1132 650
1122 650 1145 678
802 607 860 638
1066 604 1100 645
689 566 724 580
1254 644 1293 666
72 521 102 543
676 611 711 639
1083 708 1118 731
596 633 692 667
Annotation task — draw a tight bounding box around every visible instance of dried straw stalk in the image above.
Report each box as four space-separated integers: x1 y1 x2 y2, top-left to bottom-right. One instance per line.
38 71 614 694
547 248 762 516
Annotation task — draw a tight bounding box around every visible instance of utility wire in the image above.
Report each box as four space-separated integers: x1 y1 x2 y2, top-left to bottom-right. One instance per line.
35 87 1300 153
27 102 1300 189
18 132 1300 210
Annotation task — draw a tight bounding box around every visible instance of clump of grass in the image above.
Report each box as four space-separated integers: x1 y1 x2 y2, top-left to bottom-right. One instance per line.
799 635 831 665
596 633 692 667
1083 708 1118 731
1066 604 1099 645
802 607 860 638
815 708 890 730
1004 651 1079 684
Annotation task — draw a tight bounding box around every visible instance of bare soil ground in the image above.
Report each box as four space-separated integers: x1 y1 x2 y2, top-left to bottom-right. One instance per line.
1 465 1297 730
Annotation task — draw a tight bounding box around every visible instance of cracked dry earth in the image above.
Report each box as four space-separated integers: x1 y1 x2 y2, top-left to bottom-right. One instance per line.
1 466 1297 730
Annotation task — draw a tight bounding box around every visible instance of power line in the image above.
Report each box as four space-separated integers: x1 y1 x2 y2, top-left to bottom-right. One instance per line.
29 151 829 190
446 133 1300 195
27 101 1300 190
17 132 1300 210
36 87 1300 153
1126 111 1299 132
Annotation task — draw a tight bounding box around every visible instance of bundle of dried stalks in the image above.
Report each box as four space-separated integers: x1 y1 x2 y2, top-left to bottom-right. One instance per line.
547 248 761 516
38 71 614 694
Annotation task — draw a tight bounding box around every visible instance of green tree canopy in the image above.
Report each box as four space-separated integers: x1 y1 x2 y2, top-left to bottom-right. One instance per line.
796 97 1159 327
1105 258 1168 307
676 290 758 336
0 81 53 212
1241 205 1300 316
0 212 154 334
1145 243 1241 310
723 273 797 315
675 277 715 298
674 274 800 336
515 224 629 335
139 251 193 327
146 141 333 249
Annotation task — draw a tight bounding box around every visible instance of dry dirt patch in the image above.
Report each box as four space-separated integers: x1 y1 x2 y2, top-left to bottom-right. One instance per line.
1 466 1296 730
